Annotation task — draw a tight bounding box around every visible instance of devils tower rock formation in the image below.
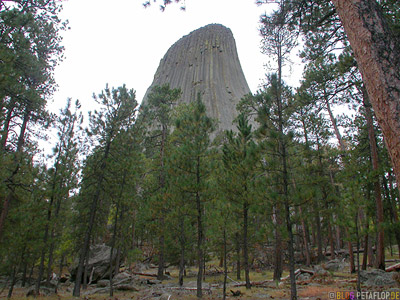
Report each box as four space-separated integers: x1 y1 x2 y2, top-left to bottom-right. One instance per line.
142 24 251 133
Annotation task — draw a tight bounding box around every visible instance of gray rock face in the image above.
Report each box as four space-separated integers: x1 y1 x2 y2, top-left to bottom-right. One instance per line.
142 24 251 134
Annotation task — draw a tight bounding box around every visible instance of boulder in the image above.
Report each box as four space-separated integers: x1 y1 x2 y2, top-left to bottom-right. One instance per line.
69 244 118 283
96 279 110 287
83 287 109 295
26 286 55 297
313 265 328 276
360 269 397 286
297 273 311 281
114 271 131 281
323 259 343 271
114 283 139 291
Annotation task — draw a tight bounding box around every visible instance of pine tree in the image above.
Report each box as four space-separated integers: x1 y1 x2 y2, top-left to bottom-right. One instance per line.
0 0 66 239
171 95 215 298
141 84 181 280
72 84 138 297
36 99 83 294
222 114 258 289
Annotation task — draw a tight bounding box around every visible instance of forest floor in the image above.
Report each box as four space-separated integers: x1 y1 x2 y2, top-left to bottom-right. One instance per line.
3 256 400 300
2 267 395 300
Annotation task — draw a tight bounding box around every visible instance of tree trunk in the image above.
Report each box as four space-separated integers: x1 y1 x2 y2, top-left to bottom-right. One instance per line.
21 261 28 287
223 228 227 300
273 205 283 281
109 200 120 297
368 234 375 267
382 173 400 259
196 190 203 298
73 137 112 297
324 93 346 152
55 254 65 294
347 228 356 273
362 233 368 270
157 124 168 280
196 156 203 298
0 110 30 241
355 212 361 294
46 184 64 283
302 222 311 266
36 198 54 294
314 207 323 262
0 101 15 151
179 216 185 287
359 209 369 270
28 262 34 285
235 232 241 280
331 0 400 193
363 94 385 270
243 201 251 289
7 265 18 299
157 221 165 280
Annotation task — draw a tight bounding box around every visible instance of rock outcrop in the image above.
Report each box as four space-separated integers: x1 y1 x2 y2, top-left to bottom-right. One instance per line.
70 244 118 283
141 24 251 134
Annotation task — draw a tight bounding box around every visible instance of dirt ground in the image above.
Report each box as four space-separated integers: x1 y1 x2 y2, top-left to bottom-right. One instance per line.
0 271 372 300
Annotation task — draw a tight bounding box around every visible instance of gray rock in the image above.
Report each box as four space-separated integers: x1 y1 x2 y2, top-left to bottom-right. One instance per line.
141 24 252 136
26 286 55 297
114 283 139 291
323 259 342 271
360 269 397 286
83 287 109 295
313 265 328 276
113 277 133 286
134 262 150 272
159 293 173 300
114 271 131 281
96 279 110 287
297 273 311 281
69 244 118 283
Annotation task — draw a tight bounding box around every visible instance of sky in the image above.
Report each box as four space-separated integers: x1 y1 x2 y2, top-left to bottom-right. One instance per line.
51 0 304 114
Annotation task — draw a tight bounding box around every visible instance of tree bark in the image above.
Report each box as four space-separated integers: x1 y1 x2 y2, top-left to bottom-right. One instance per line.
235 232 241 280
331 0 400 193
196 156 203 298
7 265 18 299
0 110 31 241
314 207 323 262
346 228 356 273
179 216 185 287
273 205 283 281
300 208 311 266
157 124 167 281
363 94 385 270
223 228 227 300
243 200 251 289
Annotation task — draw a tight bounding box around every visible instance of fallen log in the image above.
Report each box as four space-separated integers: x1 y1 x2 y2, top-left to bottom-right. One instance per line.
227 275 240 285
132 272 158 277
386 262 400 272
167 287 211 291
233 280 273 287
282 268 314 281
337 279 357 283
